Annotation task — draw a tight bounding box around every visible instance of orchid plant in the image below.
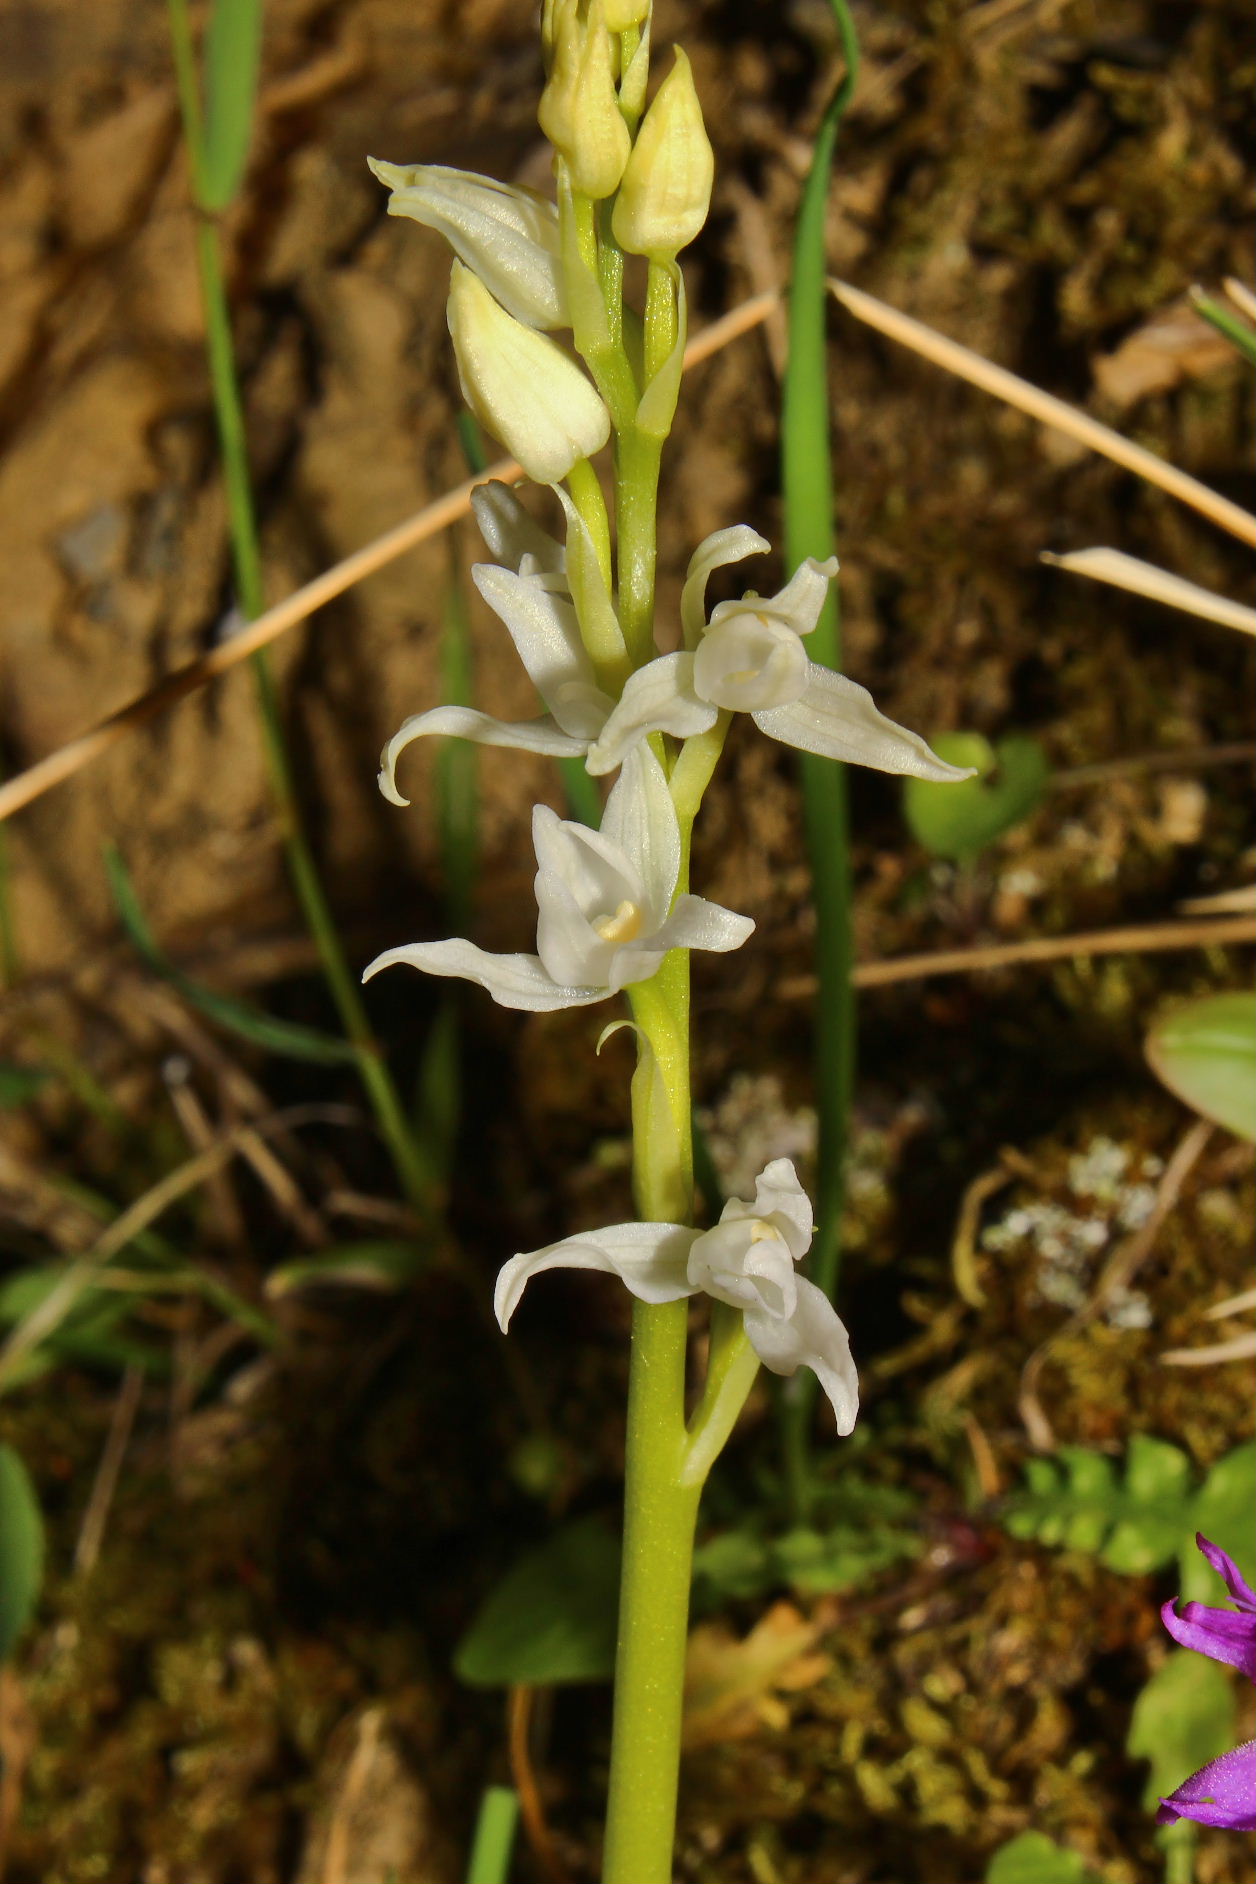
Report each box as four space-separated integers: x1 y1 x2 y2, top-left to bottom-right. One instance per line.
364 5 967 1876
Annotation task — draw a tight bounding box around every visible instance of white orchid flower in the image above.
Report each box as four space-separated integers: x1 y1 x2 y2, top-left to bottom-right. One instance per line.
368 159 568 331
364 745 754 1010
495 1157 858 1432
379 482 611 805
585 530 973 782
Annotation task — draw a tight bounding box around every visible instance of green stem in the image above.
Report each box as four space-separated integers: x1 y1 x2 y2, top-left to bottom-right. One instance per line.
778 0 860 1521
189 208 430 1216
602 959 697 1884
614 428 663 664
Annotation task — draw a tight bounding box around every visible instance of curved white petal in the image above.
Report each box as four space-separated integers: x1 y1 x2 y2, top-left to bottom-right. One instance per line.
754 554 839 637
752 666 976 780
687 1219 799 1321
470 479 565 574
379 708 586 804
534 859 619 989
681 526 770 648
532 804 644 922
370 161 567 330
601 745 681 925
692 613 811 712
472 563 598 733
743 1276 859 1434
647 893 755 958
363 938 602 1012
495 1221 698 1329
715 1157 814 1264
585 654 715 777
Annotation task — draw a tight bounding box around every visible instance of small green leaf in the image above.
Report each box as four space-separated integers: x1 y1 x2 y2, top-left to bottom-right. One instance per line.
1102 1436 1194 1574
199 0 264 211
1186 1441 1256 1601
1146 992 1256 1141
1127 1650 1235 1811
454 1516 620 1687
904 732 1049 863
265 1240 427 1298
985 1831 1103 1884
1188 289 1256 365
0 1443 45 1662
106 846 356 1066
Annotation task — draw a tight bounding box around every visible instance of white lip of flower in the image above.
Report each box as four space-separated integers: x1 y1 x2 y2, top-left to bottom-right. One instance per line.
494 1157 858 1433
584 530 976 782
367 159 568 332
364 745 754 1011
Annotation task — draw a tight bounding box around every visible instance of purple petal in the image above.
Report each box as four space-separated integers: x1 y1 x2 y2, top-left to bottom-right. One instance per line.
1159 1597 1256 1672
1157 1741 1256 1832
1161 1596 1256 1678
1197 1535 1256 1613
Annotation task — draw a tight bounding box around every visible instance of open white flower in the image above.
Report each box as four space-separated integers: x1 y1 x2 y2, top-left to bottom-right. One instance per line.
364 745 754 1010
495 1157 858 1431
585 530 973 782
379 483 612 805
368 160 568 331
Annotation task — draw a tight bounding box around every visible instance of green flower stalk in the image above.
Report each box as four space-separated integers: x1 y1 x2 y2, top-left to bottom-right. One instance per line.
366 5 969 1875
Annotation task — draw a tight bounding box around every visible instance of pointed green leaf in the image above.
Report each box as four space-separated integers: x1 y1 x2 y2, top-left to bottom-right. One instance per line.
0 1444 44 1662
905 732 1049 863
200 0 264 211
1127 1650 1235 1810
1146 992 1256 1141
454 1516 620 1687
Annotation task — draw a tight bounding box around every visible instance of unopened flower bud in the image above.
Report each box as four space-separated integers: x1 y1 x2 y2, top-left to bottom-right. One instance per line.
447 263 610 484
603 0 651 28
539 0 631 200
368 159 567 330
611 47 713 256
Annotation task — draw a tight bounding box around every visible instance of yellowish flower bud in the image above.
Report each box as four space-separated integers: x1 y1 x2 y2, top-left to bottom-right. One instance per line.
603 0 651 29
611 47 713 257
447 263 610 484
538 0 631 200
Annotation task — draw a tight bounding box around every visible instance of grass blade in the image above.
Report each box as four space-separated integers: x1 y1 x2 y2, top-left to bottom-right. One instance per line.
1189 287 1256 364
200 0 265 210
779 0 860 1513
465 1785 519 1884
105 844 357 1066
0 1443 44 1662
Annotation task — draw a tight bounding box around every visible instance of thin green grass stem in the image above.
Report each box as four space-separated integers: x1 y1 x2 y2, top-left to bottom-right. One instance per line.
778 0 860 1520
188 202 430 1215
465 1785 519 1884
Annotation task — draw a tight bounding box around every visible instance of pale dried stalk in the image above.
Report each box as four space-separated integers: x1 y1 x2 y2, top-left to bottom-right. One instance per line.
828 278 1256 547
1042 548 1256 636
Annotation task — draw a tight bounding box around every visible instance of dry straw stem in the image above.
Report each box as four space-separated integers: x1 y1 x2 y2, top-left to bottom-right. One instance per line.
0 292 779 830
1224 277 1256 322
1042 547 1256 637
827 278 1256 548
774 913 1256 991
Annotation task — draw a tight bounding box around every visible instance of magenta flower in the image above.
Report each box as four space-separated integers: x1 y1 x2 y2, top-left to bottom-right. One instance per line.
1156 1534 1256 1832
